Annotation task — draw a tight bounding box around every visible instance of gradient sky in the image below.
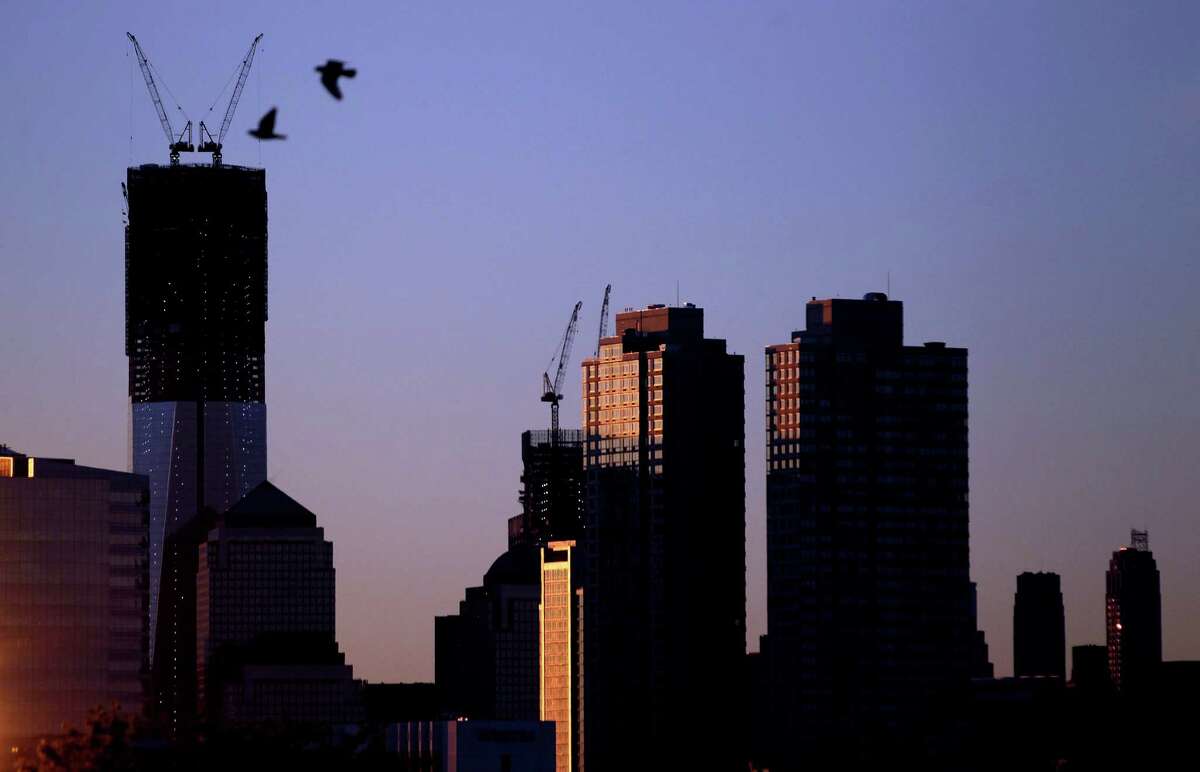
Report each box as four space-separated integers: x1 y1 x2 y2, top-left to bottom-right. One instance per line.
2 0 1197 682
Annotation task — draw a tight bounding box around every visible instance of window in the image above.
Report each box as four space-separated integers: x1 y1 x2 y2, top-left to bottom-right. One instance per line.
0 457 12 477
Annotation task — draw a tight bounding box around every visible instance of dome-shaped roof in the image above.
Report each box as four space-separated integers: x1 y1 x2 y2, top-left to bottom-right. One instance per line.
484 545 540 587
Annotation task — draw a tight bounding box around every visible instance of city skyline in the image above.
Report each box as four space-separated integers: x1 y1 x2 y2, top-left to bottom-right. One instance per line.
2 0 1199 685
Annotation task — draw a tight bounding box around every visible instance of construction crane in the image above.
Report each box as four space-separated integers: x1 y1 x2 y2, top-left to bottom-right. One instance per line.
198 34 263 166
542 301 582 440
127 32 194 165
595 284 611 357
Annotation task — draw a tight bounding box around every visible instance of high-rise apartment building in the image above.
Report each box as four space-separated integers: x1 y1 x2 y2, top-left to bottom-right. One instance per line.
580 303 745 771
510 429 585 548
1106 530 1162 692
765 293 983 766
0 448 148 743
125 163 269 659
1014 572 1066 679
436 546 542 721
540 540 583 772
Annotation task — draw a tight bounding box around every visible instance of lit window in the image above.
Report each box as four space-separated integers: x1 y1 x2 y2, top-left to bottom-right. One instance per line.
0 457 12 477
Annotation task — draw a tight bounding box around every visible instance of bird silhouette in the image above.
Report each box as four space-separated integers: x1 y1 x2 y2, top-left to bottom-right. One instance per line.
248 108 286 140
316 60 357 100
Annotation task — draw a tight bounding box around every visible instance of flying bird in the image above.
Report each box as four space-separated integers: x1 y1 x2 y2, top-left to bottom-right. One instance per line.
316 59 357 100
248 108 286 140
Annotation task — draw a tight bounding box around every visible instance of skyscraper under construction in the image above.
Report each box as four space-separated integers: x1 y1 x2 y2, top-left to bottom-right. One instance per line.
125 163 268 662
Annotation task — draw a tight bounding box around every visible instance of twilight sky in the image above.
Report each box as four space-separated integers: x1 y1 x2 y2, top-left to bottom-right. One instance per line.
1 0 1198 682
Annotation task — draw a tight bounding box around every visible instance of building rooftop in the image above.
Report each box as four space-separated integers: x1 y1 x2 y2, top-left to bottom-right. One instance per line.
221 480 318 528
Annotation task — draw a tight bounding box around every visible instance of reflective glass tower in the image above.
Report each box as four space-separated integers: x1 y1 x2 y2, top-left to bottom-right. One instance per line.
125 163 268 661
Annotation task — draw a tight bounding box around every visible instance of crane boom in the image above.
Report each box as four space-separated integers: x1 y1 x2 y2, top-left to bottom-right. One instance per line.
595 284 611 356
542 301 583 437
127 32 193 164
219 34 262 146
199 34 263 166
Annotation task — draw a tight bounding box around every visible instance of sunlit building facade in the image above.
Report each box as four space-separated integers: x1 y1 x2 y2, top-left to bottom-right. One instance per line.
125 163 269 663
0 448 148 743
581 304 746 771
540 540 583 772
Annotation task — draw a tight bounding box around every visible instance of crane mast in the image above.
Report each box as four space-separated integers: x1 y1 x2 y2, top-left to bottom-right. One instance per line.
127 32 193 165
542 301 582 440
198 34 263 166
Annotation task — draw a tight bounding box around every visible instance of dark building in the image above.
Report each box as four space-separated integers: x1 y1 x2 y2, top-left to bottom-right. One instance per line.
195 481 362 726
387 720 556 771
764 294 986 768
0 448 148 743
508 429 585 548
435 546 541 722
1105 529 1162 692
1014 571 1066 679
125 163 269 662
1070 644 1109 690
580 303 746 771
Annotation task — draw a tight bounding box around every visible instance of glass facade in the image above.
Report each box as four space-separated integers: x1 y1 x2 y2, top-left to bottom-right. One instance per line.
0 452 148 743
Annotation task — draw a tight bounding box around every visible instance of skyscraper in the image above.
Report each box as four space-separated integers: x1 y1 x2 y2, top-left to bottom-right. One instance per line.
1105 530 1162 692
580 303 745 771
1014 572 1066 679
0 447 148 743
194 481 362 726
540 540 583 772
765 293 983 766
436 545 542 721
125 163 269 660
509 429 585 548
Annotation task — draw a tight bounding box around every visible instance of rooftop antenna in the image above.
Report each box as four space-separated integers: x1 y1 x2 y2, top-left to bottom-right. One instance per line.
675 280 680 306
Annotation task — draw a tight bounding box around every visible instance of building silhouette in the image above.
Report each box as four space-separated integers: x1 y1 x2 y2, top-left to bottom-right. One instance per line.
580 303 746 771
1014 571 1066 679
195 481 361 725
764 294 986 767
0 448 148 743
436 545 541 722
153 482 362 730
1105 530 1162 692
539 540 583 772
125 163 269 662
1070 644 1109 690
509 429 585 548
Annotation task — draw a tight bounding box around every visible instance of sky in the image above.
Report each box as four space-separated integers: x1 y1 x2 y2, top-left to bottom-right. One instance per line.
1 0 1198 682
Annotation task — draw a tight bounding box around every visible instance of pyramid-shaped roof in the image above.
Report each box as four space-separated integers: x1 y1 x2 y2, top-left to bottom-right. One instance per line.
222 480 318 528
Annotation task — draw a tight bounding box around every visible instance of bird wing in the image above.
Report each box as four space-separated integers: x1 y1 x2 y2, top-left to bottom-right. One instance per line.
320 72 343 99
260 108 276 133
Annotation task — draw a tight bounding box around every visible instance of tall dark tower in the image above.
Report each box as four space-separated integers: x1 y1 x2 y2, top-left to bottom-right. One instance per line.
1106 529 1162 692
1013 571 1066 678
125 163 268 663
580 304 746 771
765 294 985 767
